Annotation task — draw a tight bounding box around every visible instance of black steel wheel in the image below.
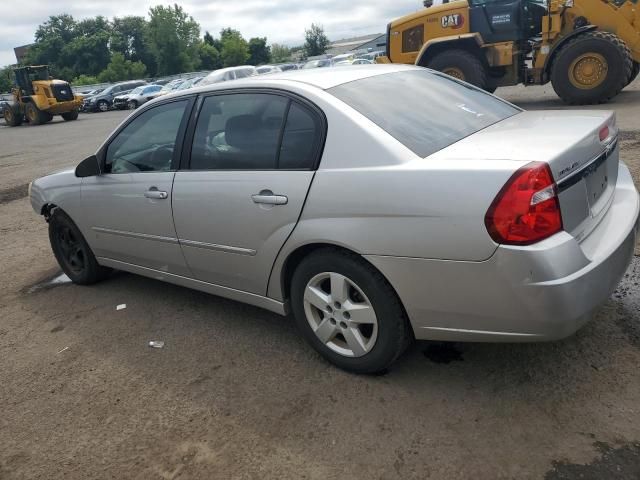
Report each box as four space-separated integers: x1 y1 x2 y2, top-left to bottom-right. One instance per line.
49 209 112 285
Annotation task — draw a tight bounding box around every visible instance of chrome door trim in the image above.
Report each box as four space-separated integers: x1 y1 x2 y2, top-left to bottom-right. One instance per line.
97 257 287 315
92 227 178 244
178 238 257 256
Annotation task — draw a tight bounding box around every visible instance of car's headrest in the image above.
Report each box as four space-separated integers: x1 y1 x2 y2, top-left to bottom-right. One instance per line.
226 115 261 149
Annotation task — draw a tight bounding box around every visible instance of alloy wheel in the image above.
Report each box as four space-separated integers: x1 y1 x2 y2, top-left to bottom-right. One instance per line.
98 101 108 112
303 272 378 358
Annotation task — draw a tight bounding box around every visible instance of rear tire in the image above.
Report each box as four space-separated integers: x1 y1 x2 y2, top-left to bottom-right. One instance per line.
3 104 22 126
61 110 79 121
25 102 49 125
290 248 412 374
428 49 489 90
627 61 640 87
551 31 632 105
48 209 112 285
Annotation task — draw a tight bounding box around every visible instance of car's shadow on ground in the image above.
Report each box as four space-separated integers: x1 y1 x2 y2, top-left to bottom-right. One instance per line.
25 263 640 393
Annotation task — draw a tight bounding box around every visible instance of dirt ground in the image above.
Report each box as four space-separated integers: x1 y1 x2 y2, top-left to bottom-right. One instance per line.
1 81 640 480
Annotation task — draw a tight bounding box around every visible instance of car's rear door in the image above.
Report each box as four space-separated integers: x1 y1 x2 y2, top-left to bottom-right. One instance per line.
172 91 325 294
81 98 194 275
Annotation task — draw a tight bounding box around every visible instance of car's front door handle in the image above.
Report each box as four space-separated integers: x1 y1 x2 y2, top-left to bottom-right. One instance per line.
252 190 288 205
145 187 168 200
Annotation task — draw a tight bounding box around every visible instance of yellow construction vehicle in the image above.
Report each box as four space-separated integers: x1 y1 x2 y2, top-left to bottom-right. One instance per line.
2 65 83 126
379 0 640 104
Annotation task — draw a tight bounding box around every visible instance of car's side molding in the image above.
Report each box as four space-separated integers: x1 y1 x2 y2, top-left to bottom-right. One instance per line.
97 257 288 316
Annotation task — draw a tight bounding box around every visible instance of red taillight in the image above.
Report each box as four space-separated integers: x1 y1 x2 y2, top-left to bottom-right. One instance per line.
599 125 610 142
485 162 563 246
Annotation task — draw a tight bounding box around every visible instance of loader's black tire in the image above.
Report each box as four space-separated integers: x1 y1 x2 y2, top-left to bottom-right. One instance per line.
428 49 489 90
551 31 633 105
61 110 79 121
3 104 22 126
24 102 50 125
627 61 640 87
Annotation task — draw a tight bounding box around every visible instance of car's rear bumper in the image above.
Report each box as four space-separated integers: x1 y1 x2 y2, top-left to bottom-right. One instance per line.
366 162 640 342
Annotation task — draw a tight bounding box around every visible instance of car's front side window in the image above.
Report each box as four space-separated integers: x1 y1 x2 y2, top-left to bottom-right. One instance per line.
104 100 188 174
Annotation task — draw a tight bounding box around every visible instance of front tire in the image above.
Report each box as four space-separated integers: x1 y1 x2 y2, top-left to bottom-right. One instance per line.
97 100 109 112
127 100 138 110
551 31 632 105
428 49 489 90
61 110 79 121
49 209 112 285
291 248 412 374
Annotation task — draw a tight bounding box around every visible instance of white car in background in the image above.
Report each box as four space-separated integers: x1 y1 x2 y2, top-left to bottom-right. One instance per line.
256 65 283 75
113 85 163 110
199 66 257 86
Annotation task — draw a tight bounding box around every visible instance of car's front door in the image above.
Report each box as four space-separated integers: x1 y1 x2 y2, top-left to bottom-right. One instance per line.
172 92 325 294
81 98 193 275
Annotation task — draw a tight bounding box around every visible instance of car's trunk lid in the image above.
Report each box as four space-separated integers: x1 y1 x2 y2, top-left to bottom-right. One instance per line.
430 110 619 243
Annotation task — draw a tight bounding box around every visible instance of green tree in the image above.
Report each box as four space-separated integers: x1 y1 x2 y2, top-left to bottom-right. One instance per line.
147 4 201 75
220 29 249 67
203 31 215 46
73 74 100 86
111 16 156 75
303 23 330 58
0 66 14 93
271 43 291 63
97 53 147 82
25 14 78 69
248 37 271 65
198 42 222 70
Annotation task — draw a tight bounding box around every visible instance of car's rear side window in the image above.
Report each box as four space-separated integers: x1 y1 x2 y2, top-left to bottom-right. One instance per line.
329 70 520 158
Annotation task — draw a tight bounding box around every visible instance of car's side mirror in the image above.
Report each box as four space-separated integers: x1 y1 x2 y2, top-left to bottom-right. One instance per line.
75 155 100 177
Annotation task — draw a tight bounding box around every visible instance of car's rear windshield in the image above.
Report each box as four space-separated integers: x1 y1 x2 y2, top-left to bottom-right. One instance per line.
329 70 520 158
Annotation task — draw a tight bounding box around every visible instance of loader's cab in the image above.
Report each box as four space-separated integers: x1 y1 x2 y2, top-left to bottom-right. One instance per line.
468 0 546 42
13 65 50 97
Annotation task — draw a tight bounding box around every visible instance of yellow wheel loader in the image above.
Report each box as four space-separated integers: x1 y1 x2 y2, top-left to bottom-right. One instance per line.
2 65 83 126
379 0 640 104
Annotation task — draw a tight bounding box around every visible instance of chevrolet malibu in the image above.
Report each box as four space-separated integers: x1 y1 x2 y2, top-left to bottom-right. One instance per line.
30 65 640 374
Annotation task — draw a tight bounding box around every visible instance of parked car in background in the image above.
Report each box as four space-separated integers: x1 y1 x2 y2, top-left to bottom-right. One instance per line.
302 59 333 69
175 77 204 91
332 54 356 64
30 65 638 374
113 85 163 110
352 59 374 65
335 61 353 67
149 79 187 99
0 94 11 118
256 65 283 75
83 80 147 112
276 63 299 71
199 66 257 86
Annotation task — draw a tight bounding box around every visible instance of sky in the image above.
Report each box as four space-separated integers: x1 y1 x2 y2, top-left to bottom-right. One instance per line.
0 0 424 67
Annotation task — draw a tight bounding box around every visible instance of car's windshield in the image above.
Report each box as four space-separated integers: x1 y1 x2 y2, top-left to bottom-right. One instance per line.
329 69 520 158
130 87 144 95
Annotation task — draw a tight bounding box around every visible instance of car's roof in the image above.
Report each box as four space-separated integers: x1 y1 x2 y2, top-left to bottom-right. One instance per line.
190 64 419 93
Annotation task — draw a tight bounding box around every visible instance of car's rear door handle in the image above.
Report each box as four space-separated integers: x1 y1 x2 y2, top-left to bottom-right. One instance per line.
252 190 288 205
145 187 168 200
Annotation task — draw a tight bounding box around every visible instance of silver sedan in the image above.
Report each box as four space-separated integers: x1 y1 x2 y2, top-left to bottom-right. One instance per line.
30 65 640 373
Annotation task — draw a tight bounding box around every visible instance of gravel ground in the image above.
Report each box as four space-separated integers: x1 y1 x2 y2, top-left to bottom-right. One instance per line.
1 81 640 480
